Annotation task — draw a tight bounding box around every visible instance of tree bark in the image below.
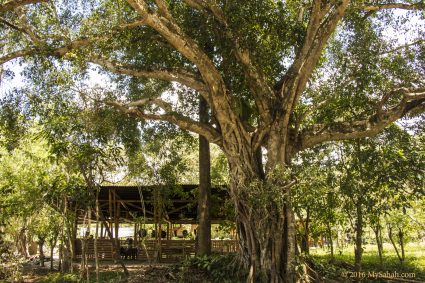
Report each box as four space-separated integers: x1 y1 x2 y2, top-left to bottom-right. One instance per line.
388 224 403 264
398 228 405 264
197 95 211 256
80 211 88 280
95 194 100 283
17 227 28 258
354 200 363 272
58 242 62 272
61 195 72 273
326 223 334 259
372 222 383 267
49 236 58 271
227 146 297 283
38 238 45 267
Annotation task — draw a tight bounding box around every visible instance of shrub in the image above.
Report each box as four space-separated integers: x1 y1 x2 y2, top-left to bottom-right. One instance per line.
180 254 246 283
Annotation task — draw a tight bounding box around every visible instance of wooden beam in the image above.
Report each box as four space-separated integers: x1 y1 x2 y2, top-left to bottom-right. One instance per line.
108 190 113 238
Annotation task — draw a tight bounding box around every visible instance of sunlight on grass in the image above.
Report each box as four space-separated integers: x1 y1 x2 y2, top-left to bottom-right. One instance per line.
310 242 425 280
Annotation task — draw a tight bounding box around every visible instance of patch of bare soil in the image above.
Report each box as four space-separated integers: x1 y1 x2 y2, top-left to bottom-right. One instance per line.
21 260 58 283
22 262 50 283
127 264 209 283
18 261 210 283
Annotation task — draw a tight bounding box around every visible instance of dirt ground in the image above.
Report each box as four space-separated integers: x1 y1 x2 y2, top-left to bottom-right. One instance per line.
18 260 208 283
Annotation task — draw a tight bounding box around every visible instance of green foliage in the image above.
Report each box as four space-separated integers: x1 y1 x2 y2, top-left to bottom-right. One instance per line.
38 273 79 283
245 166 293 209
0 92 29 151
28 206 62 244
210 145 229 186
292 125 424 264
0 2 424 281
0 253 24 283
38 271 124 283
311 243 425 281
181 254 246 283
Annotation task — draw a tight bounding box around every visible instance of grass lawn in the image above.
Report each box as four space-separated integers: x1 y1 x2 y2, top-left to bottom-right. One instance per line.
310 242 425 281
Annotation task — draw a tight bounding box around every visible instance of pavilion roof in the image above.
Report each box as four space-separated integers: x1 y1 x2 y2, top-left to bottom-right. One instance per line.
81 184 230 224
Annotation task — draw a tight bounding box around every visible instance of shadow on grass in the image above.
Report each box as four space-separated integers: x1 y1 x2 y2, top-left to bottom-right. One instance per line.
37 271 125 283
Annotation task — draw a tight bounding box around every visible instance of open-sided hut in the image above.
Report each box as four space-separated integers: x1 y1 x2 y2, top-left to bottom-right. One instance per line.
74 184 237 262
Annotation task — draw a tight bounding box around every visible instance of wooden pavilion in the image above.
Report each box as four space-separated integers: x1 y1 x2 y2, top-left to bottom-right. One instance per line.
74 184 238 262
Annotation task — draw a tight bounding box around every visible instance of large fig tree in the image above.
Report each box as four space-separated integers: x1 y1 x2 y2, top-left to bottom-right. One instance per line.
1 0 424 282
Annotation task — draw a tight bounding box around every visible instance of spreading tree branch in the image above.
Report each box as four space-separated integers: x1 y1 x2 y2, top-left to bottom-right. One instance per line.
14 5 43 44
126 0 223 97
379 39 424 55
0 0 47 13
361 1 425 11
299 88 425 150
0 17 28 34
89 56 208 96
183 0 274 125
106 99 222 146
0 18 146 65
126 0 248 145
278 0 350 121
267 0 349 159
0 38 101 65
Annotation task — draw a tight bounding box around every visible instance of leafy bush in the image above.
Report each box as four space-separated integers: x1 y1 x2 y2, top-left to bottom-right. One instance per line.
180 254 246 283
39 273 79 283
0 251 24 283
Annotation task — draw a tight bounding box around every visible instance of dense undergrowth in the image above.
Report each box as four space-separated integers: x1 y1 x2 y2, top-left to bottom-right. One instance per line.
179 254 246 283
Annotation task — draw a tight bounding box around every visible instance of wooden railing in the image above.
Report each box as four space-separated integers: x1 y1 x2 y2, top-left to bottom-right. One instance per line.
75 239 114 260
74 239 238 262
211 240 238 253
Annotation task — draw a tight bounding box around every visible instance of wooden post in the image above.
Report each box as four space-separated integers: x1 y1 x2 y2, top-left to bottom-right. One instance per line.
113 190 117 240
100 222 104 239
134 223 138 242
108 190 113 238
95 193 100 283
167 223 171 240
197 96 212 255
115 201 120 249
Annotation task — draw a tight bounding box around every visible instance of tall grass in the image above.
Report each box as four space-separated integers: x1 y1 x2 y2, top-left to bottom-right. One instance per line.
310 242 425 280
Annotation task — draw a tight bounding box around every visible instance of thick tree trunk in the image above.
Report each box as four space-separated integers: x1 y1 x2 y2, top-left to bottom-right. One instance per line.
227 158 297 283
354 201 363 272
197 96 211 256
